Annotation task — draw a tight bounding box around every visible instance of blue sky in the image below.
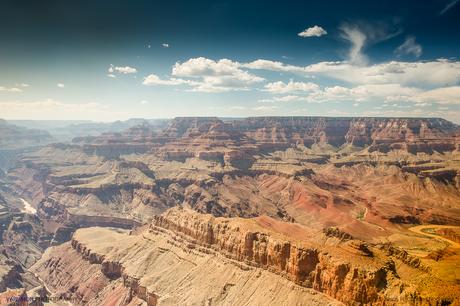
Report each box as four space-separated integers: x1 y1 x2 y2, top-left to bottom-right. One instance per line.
0 0 460 123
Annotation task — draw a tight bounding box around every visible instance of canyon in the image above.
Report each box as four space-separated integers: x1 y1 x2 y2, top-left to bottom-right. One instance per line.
0 116 459 305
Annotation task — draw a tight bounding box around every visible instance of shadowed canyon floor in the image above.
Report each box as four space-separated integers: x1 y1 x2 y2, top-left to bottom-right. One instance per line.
0 116 460 305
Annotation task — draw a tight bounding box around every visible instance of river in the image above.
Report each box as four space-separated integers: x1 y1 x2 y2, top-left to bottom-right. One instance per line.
408 224 460 248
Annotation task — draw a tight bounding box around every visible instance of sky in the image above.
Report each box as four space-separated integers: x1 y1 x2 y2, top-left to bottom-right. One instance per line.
0 0 460 123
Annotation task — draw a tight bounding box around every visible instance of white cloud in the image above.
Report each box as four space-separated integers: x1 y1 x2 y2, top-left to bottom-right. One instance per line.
57 83 65 88
0 86 22 92
298 25 327 38
339 24 368 65
107 74 117 78
243 58 459 89
252 105 278 112
243 59 306 73
162 43 169 48
292 83 460 107
108 65 137 74
410 86 460 105
258 95 303 103
140 100 149 105
186 77 256 93
339 22 401 65
271 95 302 102
171 57 264 92
147 54 460 106
143 68 262 93
116 66 137 74
395 36 422 58
264 80 319 94
301 83 421 104
173 57 242 77
304 59 460 87
259 84 415 105
142 74 187 86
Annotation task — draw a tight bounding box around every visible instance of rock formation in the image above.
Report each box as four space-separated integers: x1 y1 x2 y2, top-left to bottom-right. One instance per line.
31 208 460 305
1 116 460 305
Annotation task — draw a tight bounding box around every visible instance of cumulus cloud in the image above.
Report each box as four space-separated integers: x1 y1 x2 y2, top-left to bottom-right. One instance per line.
162 43 169 48
298 26 327 38
227 57 460 90
171 57 264 92
258 95 303 103
258 81 460 108
258 83 420 105
142 74 188 86
395 36 422 58
142 53 460 108
264 80 319 94
186 75 260 93
172 57 242 77
108 65 137 74
57 83 65 88
288 83 460 107
304 59 460 87
411 86 460 105
243 59 306 73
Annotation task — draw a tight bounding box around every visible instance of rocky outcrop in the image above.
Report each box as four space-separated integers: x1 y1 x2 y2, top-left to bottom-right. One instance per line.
67 223 346 305
31 228 341 306
82 143 153 159
75 117 459 155
30 206 460 305
150 209 396 305
230 117 458 152
0 258 23 293
67 214 141 229
161 151 194 161
435 228 460 244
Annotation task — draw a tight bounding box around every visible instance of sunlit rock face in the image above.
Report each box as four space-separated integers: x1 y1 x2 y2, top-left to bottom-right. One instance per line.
31 208 459 305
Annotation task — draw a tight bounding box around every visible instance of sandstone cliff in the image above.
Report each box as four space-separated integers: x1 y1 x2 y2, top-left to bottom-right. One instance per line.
31 208 460 305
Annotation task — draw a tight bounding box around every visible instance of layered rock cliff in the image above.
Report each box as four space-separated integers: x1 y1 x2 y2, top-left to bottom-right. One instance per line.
32 225 343 306
230 117 458 152
76 117 459 155
31 208 460 305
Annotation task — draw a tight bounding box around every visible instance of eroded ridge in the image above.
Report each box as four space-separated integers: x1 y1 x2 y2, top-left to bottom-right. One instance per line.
31 208 459 305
